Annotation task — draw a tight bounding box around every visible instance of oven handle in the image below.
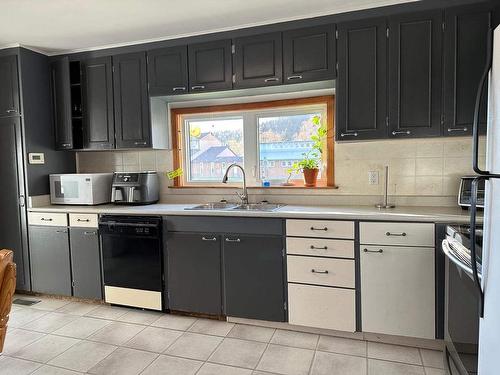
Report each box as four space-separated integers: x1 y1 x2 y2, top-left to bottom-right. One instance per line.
441 239 474 277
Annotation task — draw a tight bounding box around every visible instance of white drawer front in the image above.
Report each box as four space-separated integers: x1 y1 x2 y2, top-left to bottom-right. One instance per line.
287 255 355 288
286 219 354 239
288 283 356 332
286 237 354 259
69 213 98 228
28 212 68 227
360 222 434 247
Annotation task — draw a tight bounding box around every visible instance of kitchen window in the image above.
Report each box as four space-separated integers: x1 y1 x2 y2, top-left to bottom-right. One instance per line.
171 96 334 187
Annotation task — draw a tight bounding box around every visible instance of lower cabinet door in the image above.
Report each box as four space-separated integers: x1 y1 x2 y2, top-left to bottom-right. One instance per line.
288 283 356 332
166 232 222 315
360 245 435 339
223 235 285 322
70 228 102 299
29 226 72 296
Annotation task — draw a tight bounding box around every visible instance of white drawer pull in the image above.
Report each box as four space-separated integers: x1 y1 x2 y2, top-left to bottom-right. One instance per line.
364 248 383 253
386 232 407 237
310 226 328 231
310 245 328 250
311 269 329 274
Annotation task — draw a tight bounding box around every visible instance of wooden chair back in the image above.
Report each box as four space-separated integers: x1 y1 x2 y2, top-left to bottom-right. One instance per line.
0 249 16 353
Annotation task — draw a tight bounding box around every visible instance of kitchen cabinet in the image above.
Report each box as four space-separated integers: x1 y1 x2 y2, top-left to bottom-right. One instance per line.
113 52 150 148
283 25 336 84
166 232 222 315
29 225 72 296
81 56 115 149
69 227 102 300
148 46 189 96
51 57 73 150
443 4 492 136
388 10 443 138
233 32 283 89
223 234 285 321
336 18 388 140
360 245 435 339
0 55 20 117
188 40 233 92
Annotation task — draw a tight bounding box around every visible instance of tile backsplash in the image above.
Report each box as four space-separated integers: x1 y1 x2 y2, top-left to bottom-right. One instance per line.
76 136 484 206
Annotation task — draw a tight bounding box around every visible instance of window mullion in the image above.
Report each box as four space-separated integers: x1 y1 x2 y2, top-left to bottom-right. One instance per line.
242 112 258 186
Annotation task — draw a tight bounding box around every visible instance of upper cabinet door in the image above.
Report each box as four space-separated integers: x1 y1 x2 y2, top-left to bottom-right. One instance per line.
336 18 388 141
233 32 283 89
81 56 115 149
51 57 73 150
443 4 491 136
188 40 233 93
283 24 336 84
113 52 150 149
388 10 443 138
148 46 189 96
0 55 20 117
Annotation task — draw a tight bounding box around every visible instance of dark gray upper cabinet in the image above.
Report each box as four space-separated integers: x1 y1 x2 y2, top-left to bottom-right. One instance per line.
336 18 388 140
188 40 233 93
283 24 336 84
148 46 188 96
223 235 285 322
0 117 29 291
233 32 283 89
443 4 492 136
29 226 72 296
166 232 222 315
51 57 73 150
113 52 150 148
70 227 102 300
81 56 115 149
388 10 443 138
0 55 20 117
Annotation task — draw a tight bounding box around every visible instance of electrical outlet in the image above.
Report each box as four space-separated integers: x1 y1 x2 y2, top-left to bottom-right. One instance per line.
368 170 379 185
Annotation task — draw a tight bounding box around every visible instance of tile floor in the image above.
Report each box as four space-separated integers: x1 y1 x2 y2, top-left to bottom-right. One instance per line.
1 295 445 375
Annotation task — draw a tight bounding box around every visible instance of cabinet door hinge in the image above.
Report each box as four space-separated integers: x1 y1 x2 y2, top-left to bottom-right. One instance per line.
282 248 286 257
441 114 445 125
336 62 339 75
385 116 389 128
284 301 287 311
335 29 339 40
112 65 115 73
231 44 235 54
386 27 390 38
442 22 446 31
71 280 75 287
232 74 236 83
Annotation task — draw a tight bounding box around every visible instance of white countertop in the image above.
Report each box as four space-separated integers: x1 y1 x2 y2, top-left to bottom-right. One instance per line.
27 203 473 223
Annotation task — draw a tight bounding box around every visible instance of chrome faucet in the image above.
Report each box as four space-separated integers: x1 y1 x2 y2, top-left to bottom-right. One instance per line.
222 164 248 205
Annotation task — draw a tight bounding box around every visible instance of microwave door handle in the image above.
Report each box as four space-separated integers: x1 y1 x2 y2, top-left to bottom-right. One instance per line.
470 177 485 317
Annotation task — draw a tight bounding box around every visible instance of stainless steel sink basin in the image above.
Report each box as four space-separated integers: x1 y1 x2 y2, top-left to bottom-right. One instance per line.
233 203 285 211
185 202 239 210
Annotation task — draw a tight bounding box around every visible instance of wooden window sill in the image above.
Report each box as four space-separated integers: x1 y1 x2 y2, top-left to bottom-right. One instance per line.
169 184 339 190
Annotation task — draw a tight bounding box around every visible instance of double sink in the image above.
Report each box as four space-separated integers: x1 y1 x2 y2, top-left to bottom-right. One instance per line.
185 202 285 212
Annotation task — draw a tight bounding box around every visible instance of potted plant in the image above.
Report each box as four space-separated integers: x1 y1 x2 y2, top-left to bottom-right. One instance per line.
290 116 327 187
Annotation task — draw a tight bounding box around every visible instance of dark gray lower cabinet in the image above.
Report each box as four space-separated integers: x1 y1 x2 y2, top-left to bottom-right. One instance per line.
223 235 285 322
166 232 222 315
70 228 102 299
29 226 72 296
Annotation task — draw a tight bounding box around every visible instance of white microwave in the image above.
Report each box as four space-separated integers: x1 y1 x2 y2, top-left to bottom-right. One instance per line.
49 173 113 205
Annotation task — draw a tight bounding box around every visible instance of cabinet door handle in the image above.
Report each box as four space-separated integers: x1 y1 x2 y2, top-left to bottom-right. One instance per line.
310 245 328 250
61 143 72 147
6 109 17 113
225 238 241 243
134 141 147 146
340 132 358 137
310 226 328 231
77 218 90 222
287 75 303 80
55 230 68 234
83 231 97 235
385 232 407 237
364 248 383 253
311 269 329 274
391 130 411 136
40 218 53 221
264 77 279 83
191 85 205 90
201 236 217 241
448 127 468 132
172 86 186 92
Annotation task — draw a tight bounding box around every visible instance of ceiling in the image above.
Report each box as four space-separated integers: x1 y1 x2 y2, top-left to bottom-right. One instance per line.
0 0 416 55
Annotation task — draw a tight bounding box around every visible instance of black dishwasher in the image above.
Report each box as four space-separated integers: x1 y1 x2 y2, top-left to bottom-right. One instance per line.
99 216 164 310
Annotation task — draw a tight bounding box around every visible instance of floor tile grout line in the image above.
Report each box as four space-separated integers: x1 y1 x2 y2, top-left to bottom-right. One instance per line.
307 333 322 375
253 329 274 373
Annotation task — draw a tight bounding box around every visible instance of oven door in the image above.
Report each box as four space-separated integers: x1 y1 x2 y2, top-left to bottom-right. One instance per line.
443 239 479 375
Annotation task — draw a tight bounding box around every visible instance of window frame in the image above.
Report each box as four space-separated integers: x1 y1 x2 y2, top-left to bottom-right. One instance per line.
170 96 335 188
